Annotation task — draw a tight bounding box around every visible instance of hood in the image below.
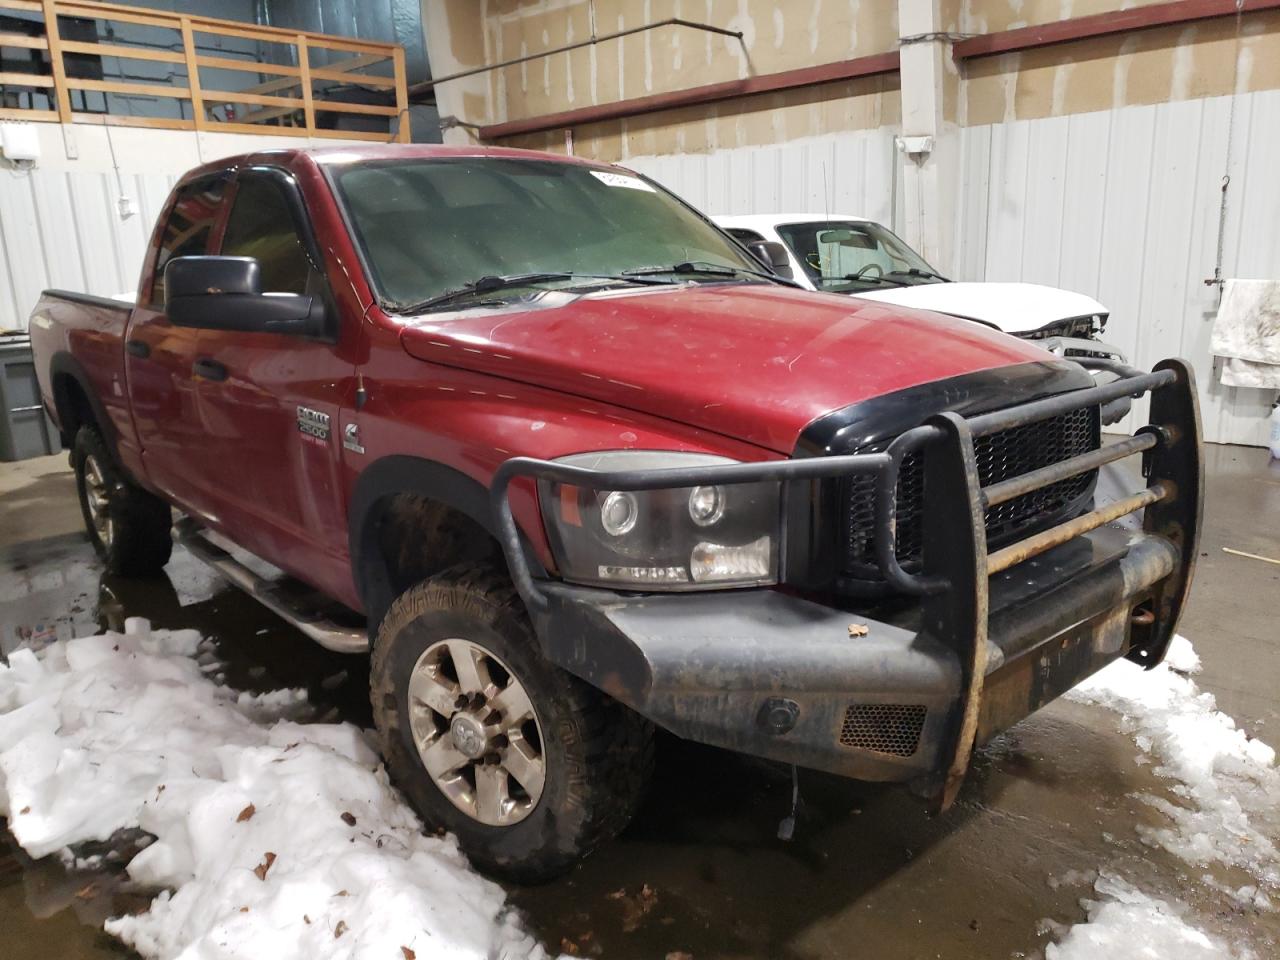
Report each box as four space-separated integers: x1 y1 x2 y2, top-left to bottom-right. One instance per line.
851 282 1107 335
398 284 1061 454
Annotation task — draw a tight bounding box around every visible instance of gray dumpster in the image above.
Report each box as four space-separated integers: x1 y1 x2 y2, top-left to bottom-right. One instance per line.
0 332 59 461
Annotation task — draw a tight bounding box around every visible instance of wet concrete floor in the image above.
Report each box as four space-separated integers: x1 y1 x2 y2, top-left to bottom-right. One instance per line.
1 445 1277 959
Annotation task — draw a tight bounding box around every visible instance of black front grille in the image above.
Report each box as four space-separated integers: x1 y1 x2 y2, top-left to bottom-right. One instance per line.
840 405 1100 580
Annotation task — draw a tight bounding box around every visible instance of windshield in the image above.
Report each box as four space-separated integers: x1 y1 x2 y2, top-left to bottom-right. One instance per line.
773 220 944 292
329 158 766 309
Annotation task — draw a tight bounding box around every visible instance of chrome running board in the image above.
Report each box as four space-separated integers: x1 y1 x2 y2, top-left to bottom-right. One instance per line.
174 518 368 654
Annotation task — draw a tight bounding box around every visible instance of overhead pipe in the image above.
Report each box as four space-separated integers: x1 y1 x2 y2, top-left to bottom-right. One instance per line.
475 51 901 140
409 17 743 98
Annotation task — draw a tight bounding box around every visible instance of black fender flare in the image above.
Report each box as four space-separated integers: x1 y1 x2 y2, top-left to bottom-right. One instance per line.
48 351 121 463
347 455 547 629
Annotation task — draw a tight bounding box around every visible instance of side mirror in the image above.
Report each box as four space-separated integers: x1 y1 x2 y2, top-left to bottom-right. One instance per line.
164 256 326 336
745 240 793 279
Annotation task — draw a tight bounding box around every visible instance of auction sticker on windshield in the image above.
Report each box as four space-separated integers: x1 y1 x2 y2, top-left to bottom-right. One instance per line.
590 170 654 191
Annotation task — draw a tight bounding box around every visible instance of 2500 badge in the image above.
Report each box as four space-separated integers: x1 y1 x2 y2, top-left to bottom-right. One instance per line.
296 406 331 443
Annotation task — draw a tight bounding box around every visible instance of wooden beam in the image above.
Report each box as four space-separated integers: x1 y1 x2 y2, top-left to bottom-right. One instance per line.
306 126 396 142
205 88 303 109
59 39 185 63
0 32 48 49
0 106 57 120
195 54 300 78
230 104 298 125
478 50 901 140
56 2 178 30
310 66 394 87
204 120 392 142
40 0 72 123
295 34 393 56
179 16 204 130
64 77 191 98
0 0 42 11
311 98 398 117
233 52 387 97
297 34 315 134
392 44 408 142
953 0 1280 60
0 71 54 85
225 52 392 111
71 113 193 131
201 118 310 137
221 74 303 97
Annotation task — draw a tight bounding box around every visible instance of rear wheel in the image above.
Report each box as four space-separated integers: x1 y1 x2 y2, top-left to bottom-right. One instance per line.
72 426 172 576
370 562 654 882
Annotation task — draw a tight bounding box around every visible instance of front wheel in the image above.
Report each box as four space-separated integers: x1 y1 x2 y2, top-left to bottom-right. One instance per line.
370 563 654 882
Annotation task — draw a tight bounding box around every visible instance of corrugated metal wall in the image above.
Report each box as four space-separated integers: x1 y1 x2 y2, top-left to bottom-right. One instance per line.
625 129 902 229
0 170 178 330
956 90 1280 447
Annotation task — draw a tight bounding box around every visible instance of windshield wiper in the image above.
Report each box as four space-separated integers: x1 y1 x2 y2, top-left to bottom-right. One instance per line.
398 272 676 313
624 261 793 284
886 267 949 282
817 274 903 287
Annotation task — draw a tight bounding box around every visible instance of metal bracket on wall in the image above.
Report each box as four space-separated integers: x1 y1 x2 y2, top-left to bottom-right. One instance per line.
896 136 934 158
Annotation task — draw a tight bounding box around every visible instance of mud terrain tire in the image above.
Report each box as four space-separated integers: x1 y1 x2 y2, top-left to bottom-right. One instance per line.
371 562 654 882
72 426 172 576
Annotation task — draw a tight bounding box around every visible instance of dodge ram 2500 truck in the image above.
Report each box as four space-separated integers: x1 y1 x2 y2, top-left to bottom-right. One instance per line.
29 145 1202 882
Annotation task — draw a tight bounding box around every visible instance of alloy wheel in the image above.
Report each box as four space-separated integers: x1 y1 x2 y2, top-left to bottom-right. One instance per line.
83 454 114 548
407 638 546 826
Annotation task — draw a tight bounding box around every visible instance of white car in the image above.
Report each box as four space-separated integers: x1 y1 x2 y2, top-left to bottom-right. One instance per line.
714 213 1127 369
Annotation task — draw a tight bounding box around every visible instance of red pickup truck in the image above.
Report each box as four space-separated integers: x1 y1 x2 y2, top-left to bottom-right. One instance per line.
29 145 1201 881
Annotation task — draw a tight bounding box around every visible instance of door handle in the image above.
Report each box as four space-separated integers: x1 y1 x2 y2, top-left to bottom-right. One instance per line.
193 357 228 382
125 339 150 359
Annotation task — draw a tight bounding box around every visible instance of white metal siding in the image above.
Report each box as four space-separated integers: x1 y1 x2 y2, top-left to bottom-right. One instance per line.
959 90 1280 446
625 128 902 229
0 170 177 331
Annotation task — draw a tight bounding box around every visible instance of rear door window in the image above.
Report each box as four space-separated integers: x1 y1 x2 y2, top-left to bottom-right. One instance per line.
150 177 228 307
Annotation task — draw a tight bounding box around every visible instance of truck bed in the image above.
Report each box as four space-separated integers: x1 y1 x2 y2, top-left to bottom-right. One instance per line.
28 290 135 461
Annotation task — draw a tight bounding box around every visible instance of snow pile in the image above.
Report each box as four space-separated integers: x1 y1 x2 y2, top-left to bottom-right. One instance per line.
1046 874 1241 960
0 619 551 960
1067 635 1280 894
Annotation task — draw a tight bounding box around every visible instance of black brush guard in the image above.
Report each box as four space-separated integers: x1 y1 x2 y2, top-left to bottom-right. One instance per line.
489 359 1202 808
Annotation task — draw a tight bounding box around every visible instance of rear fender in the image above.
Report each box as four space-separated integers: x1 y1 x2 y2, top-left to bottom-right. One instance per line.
49 351 119 460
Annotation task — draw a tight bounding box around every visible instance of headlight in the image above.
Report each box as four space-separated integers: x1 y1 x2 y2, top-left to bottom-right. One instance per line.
538 451 780 590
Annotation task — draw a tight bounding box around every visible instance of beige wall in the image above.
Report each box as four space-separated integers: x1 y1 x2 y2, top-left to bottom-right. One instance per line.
960 1 1280 124
429 0 903 161
424 0 1280 156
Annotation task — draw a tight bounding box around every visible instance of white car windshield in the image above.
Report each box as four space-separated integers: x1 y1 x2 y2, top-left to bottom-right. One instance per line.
774 220 947 291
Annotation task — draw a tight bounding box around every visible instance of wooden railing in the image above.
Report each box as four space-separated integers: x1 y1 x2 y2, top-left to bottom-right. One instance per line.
0 0 409 141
